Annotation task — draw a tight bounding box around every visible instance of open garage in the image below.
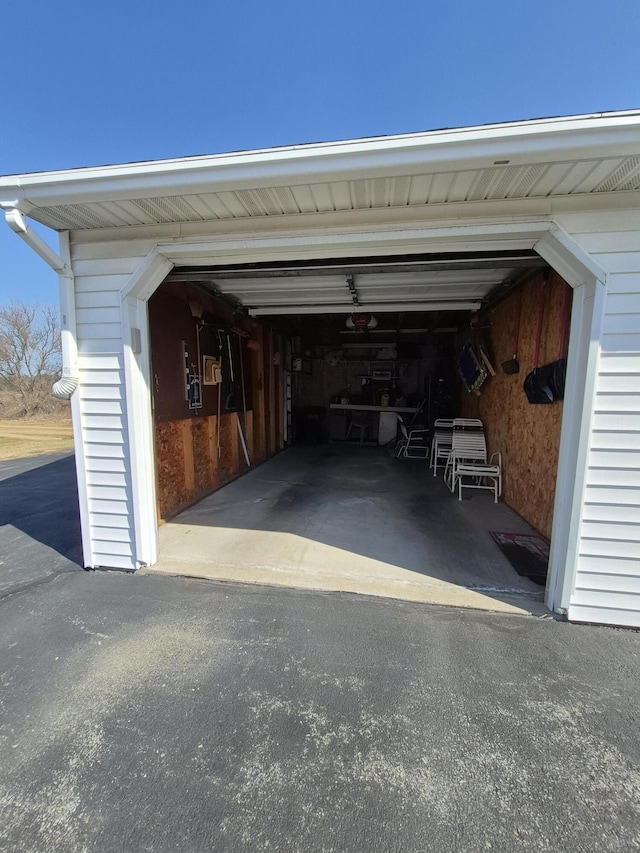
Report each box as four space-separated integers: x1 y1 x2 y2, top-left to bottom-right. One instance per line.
1 111 639 626
146 251 568 614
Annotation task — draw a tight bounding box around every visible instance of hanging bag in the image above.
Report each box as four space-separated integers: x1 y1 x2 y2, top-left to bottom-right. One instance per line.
523 274 554 404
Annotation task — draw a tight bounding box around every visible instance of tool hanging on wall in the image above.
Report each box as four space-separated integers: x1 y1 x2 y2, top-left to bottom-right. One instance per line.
477 334 496 377
236 331 249 425
233 330 251 467
216 329 225 458
523 273 554 404
225 331 251 467
535 282 572 402
457 342 487 395
502 286 523 374
225 334 237 411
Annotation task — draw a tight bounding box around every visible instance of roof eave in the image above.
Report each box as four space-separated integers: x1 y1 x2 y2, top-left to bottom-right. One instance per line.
2 112 640 212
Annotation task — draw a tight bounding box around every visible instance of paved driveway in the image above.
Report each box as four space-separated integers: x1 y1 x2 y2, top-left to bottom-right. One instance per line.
1 454 639 851
1 569 639 852
0 452 82 598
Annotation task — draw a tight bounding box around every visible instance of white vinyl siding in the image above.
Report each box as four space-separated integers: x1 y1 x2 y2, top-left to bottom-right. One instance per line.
560 215 640 627
71 234 154 570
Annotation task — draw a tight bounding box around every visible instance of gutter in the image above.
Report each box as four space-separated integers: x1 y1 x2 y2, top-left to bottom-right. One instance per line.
2 204 79 399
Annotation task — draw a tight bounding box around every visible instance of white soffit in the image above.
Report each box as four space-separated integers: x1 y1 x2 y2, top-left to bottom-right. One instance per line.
2 111 640 231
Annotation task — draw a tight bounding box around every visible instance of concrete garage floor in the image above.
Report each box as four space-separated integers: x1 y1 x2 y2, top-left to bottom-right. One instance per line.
152 445 548 616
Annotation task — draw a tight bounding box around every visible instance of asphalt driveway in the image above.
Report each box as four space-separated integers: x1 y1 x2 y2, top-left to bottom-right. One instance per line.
1 453 639 851
1 569 640 852
0 452 82 597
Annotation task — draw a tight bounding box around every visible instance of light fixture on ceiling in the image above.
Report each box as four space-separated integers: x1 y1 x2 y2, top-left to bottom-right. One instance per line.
345 312 378 332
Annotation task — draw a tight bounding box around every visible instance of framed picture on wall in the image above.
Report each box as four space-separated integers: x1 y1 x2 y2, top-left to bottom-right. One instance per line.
188 374 202 410
202 355 222 385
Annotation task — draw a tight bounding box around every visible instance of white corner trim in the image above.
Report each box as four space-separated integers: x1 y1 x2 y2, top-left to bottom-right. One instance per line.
121 248 174 302
545 275 606 613
118 248 173 570
534 225 607 289
120 294 159 569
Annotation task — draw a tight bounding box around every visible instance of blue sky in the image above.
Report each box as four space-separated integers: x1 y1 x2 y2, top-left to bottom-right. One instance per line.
1 0 639 304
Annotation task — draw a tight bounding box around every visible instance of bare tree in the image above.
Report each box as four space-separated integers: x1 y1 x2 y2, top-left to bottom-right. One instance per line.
0 302 64 418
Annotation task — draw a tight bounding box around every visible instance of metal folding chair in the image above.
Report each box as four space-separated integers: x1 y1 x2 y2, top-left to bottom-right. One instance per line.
444 418 502 501
396 417 430 458
429 418 454 476
456 453 502 502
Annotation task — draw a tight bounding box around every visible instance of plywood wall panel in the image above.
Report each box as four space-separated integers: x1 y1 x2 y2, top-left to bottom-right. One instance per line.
218 413 239 484
181 420 195 501
191 418 213 495
207 416 219 489
155 420 190 518
244 411 255 464
152 283 282 520
461 271 571 539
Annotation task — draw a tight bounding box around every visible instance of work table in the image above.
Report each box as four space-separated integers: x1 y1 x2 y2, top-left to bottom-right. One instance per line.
329 403 419 444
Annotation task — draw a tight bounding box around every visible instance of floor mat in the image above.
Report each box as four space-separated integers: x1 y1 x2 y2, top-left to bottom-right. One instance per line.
490 531 549 586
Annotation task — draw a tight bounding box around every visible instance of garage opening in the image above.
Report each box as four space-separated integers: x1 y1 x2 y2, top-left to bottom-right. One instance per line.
147 251 573 613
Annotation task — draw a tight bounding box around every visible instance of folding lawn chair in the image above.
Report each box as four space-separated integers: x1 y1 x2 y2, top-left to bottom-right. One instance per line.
429 418 454 476
444 418 502 502
395 417 430 459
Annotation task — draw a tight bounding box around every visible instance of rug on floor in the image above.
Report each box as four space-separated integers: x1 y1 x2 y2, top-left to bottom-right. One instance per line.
490 531 550 586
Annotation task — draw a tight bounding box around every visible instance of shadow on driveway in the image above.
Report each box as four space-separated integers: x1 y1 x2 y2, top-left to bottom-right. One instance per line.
0 453 82 596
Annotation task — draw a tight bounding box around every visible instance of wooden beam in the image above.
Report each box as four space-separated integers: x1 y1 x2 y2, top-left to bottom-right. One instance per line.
251 326 267 463
181 419 195 501
207 414 219 489
266 329 276 456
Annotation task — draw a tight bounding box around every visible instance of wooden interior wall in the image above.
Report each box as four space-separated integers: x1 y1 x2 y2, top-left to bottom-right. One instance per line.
460 271 572 539
155 412 252 519
150 281 284 521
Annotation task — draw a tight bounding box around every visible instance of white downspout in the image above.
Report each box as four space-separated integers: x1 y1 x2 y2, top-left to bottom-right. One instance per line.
2 206 79 399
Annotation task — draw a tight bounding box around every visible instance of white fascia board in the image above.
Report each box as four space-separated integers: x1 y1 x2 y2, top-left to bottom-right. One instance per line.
2 112 640 208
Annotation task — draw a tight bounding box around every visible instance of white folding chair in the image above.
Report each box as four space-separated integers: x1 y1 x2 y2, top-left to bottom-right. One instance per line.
396 417 430 458
430 418 454 476
451 418 484 429
456 453 502 502
444 421 487 492
444 418 502 502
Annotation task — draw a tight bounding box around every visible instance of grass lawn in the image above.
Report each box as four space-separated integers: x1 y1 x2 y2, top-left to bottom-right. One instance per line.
0 418 74 461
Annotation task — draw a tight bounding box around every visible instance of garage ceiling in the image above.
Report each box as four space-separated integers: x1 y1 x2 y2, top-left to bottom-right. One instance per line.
167 252 546 315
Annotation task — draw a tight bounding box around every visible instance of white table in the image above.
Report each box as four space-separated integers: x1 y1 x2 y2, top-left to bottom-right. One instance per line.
329 403 419 445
